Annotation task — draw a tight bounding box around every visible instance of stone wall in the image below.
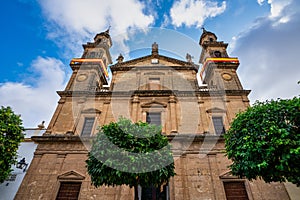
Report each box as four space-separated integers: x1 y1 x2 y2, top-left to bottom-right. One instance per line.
15 136 290 200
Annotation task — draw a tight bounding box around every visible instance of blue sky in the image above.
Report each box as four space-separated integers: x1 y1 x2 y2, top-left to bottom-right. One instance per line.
0 0 299 127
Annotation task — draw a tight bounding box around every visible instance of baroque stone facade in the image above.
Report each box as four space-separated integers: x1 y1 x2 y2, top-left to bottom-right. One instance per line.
15 29 290 199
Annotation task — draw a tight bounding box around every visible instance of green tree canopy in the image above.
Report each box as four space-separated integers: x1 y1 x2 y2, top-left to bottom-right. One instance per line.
0 106 24 183
86 118 175 199
225 97 300 186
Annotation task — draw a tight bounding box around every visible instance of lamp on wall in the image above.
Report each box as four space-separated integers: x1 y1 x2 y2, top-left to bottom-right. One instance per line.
16 158 28 172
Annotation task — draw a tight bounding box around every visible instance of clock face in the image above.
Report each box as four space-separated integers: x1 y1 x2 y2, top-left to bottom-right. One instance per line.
77 74 88 82
222 73 232 81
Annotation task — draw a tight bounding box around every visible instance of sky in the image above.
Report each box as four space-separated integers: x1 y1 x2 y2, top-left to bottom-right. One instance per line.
0 0 299 127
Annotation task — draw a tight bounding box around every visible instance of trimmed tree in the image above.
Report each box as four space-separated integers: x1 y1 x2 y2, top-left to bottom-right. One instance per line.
225 97 300 186
0 106 24 183
86 118 175 199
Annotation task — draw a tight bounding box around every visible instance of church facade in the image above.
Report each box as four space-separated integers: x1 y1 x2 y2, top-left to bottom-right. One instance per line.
15 29 290 199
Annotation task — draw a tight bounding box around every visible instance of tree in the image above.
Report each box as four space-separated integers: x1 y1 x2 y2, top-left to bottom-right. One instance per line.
0 106 24 183
86 118 175 200
225 97 300 186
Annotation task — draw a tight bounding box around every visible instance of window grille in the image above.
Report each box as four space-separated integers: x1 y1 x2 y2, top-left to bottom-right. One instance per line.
81 117 95 136
56 182 81 200
212 116 225 135
146 112 161 126
223 181 249 200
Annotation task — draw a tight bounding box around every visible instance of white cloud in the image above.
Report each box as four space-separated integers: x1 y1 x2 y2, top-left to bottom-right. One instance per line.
39 0 154 34
17 62 24 67
233 0 300 102
161 14 170 28
257 0 265 5
170 0 226 27
38 0 154 58
2 0 153 128
267 0 293 19
257 0 294 25
0 57 67 127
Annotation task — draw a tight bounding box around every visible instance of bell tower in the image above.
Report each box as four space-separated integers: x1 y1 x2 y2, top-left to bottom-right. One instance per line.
64 29 112 91
45 29 113 135
199 28 243 90
81 29 112 65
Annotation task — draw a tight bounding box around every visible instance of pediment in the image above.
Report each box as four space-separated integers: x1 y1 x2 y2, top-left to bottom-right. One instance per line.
82 108 101 114
58 170 85 180
111 54 199 69
141 100 167 108
206 107 226 113
219 170 240 179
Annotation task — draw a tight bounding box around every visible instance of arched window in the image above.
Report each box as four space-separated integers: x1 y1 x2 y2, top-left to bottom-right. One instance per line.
214 51 222 57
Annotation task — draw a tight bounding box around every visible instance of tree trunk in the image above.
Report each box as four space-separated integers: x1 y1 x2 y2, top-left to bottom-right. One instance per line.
134 185 139 200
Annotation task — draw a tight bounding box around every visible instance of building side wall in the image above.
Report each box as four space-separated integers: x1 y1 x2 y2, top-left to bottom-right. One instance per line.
45 93 250 136
15 141 133 200
16 31 292 200
16 140 290 200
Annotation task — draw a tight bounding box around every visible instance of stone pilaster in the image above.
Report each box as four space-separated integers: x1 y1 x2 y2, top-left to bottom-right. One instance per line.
169 95 178 133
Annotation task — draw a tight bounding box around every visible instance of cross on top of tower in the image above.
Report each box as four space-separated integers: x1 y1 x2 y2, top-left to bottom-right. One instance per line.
105 26 111 34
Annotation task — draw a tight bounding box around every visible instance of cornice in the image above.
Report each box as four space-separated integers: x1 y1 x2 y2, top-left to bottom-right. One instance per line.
56 89 250 98
196 89 251 97
32 133 225 143
201 41 228 48
167 134 225 143
32 135 83 143
111 65 199 72
57 90 112 97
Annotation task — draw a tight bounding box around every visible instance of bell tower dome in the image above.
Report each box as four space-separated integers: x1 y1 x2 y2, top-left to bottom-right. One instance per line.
81 28 112 66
